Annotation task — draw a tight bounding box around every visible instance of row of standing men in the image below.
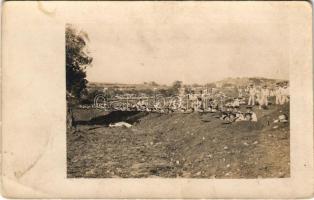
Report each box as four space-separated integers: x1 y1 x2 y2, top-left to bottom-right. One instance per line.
246 83 289 109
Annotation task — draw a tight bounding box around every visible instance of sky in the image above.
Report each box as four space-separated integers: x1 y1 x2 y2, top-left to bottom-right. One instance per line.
75 2 290 85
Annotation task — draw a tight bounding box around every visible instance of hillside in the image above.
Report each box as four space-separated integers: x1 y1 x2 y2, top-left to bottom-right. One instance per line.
67 104 289 178
214 77 288 88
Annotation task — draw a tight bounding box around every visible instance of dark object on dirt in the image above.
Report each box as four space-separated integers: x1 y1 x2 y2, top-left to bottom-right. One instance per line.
261 105 268 110
150 165 173 176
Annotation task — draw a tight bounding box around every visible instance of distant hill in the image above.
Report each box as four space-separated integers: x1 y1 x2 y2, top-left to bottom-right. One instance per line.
213 77 288 88
88 77 288 90
87 82 169 90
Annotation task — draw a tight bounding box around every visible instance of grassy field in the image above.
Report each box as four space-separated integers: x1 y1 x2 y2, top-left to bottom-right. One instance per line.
67 103 289 178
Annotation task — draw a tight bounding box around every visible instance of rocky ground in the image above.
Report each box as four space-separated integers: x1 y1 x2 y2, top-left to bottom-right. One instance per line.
67 104 290 178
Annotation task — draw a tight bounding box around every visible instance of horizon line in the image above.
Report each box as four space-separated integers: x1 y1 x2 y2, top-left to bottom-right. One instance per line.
88 76 289 86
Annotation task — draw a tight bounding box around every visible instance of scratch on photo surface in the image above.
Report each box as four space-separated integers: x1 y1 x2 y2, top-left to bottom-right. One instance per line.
14 152 44 179
14 131 53 179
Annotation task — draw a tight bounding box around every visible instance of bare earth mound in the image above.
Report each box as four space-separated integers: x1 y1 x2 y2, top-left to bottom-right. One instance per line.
67 104 289 178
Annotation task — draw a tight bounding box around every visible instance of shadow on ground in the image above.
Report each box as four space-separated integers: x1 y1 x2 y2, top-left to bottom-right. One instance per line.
76 111 149 126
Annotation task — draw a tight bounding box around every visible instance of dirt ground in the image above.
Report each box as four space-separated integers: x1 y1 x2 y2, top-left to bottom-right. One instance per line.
67 104 290 178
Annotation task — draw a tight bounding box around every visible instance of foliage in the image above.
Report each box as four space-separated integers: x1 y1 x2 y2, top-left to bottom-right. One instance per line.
171 80 183 95
172 80 183 89
158 88 175 97
150 81 159 87
222 83 233 88
66 24 93 99
205 83 216 89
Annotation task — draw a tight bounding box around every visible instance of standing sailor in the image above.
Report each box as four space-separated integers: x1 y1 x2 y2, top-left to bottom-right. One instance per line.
248 84 257 106
259 85 270 109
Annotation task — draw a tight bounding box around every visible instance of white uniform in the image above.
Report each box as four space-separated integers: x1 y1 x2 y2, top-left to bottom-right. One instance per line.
238 88 243 98
280 87 289 104
233 99 240 107
248 87 257 106
251 112 258 122
259 88 269 107
275 87 282 105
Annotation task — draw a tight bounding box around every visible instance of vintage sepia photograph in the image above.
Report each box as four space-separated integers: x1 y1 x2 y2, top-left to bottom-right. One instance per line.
3 1 314 198
66 20 290 178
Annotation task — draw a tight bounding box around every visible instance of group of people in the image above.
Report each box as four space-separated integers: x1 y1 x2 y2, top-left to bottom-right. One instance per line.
247 82 289 109
274 83 289 105
88 82 289 124
219 107 257 123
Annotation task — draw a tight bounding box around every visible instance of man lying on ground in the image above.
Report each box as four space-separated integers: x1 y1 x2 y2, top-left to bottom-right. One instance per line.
219 106 258 123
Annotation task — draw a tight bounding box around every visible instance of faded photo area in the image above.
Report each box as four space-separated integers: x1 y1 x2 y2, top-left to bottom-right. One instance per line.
66 10 290 178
